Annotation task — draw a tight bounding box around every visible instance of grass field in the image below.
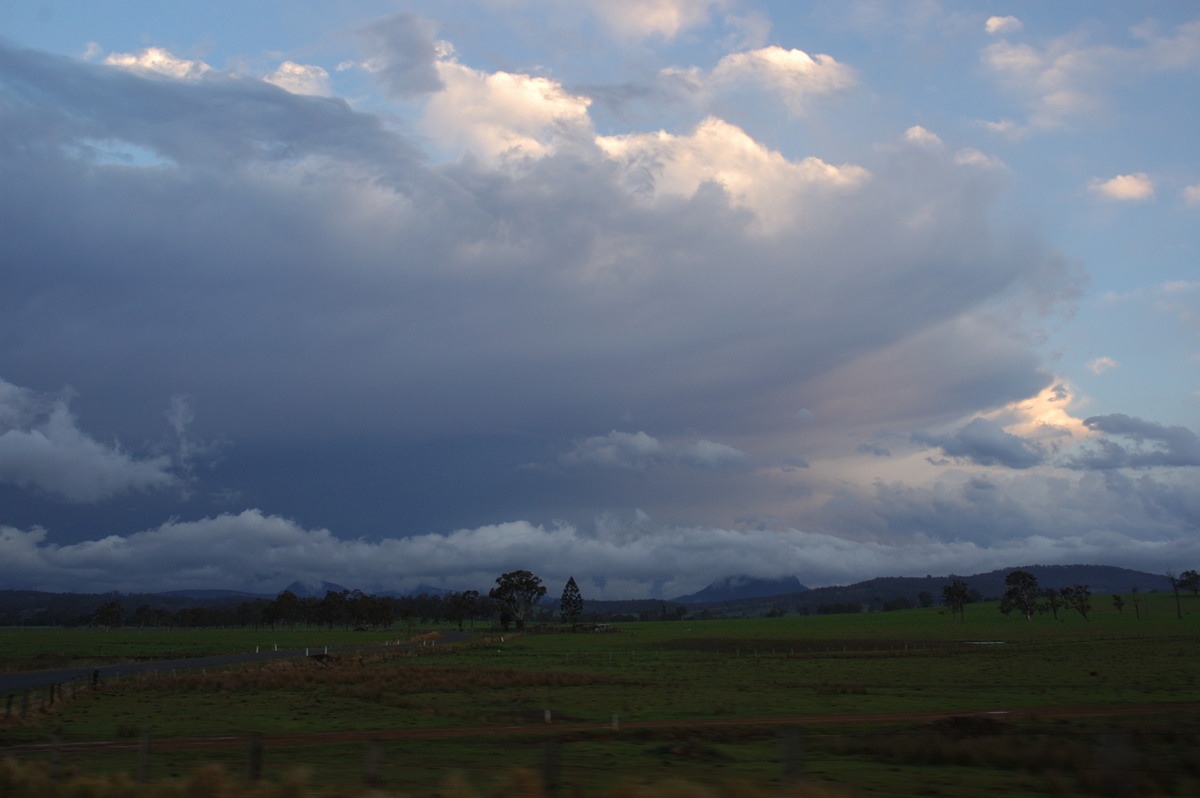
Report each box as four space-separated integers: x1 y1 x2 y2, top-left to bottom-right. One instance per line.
2 594 1199 797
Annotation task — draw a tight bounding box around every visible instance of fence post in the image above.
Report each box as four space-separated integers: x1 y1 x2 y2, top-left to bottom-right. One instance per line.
49 735 61 780
138 734 151 782
364 739 383 786
779 727 802 784
247 733 263 782
542 738 560 794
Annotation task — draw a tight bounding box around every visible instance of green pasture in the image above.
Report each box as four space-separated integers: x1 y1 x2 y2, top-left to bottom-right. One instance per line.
3 595 1200 796
0 627 404 673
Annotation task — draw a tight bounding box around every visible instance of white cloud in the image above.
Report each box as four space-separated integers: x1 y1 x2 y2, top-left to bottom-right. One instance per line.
953 147 1005 169
904 125 942 147
1131 19 1200 70
985 16 1023 36
264 61 332 96
597 116 870 231
978 117 1031 141
104 47 211 80
1089 173 1155 201
1183 184 1200 206
0 378 177 503
586 0 725 40
709 46 856 114
4 489 1198 596
422 60 593 160
982 19 1200 129
1088 356 1118 375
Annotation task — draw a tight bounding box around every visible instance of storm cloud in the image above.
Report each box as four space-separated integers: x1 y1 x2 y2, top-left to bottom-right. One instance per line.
2 3 1199 595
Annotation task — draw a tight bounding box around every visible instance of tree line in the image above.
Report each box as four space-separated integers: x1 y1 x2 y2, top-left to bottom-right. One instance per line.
1 570 592 631
941 568 1199 621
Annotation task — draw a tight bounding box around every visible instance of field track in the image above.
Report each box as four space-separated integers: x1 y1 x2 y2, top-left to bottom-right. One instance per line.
6 701 1198 756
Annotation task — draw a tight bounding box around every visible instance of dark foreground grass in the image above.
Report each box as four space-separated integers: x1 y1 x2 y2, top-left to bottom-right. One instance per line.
3 599 1200 796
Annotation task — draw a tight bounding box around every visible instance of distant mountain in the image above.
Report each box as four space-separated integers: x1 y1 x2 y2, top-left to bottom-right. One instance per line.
281 579 350 598
681 564 1171 618
156 589 269 600
380 585 452 598
944 564 1164 599
674 575 808 604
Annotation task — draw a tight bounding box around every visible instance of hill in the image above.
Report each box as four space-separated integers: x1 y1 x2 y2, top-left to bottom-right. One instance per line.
677 564 1170 618
673 575 808 604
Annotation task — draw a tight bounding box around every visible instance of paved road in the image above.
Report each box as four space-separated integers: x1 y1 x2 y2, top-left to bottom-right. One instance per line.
0 634 469 695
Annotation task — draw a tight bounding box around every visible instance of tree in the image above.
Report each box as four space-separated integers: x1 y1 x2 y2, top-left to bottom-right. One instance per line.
559 576 584 625
461 590 481 628
1061 584 1092 621
942 579 969 621
94 600 123 629
1166 570 1183 620
1129 587 1142 621
917 591 934 609
999 570 1039 621
489 570 546 631
1179 569 1200 596
1040 588 1063 621
1111 594 1125 613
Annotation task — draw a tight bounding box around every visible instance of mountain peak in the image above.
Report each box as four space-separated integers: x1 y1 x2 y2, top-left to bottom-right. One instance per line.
674 575 808 604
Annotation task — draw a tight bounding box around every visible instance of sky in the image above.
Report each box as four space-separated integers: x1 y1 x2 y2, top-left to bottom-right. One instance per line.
1 0 1198 600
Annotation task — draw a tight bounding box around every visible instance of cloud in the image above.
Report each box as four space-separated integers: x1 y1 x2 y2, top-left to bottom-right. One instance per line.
1130 19 1200 70
0 377 178 502
676 439 751 470
1183 184 1200 206
903 125 942 147
914 417 1047 470
5 485 1198 596
0 39 1083 555
1089 173 1155 201
355 12 445 98
1087 356 1118 375
597 116 870 231
559 430 748 471
709 46 857 114
264 61 332 96
985 16 1023 36
422 60 593 160
1067 414 1200 470
104 47 212 80
981 18 1200 129
586 0 725 40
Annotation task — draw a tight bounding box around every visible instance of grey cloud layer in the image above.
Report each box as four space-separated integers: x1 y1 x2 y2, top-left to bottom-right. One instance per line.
0 39 1073 451
7 32 1192 594
4 464 1198 596
1069 414 1200 469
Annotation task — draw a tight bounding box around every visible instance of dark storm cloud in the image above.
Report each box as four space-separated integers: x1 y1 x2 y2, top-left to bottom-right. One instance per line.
0 37 1099 579
0 40 1074 451
1066 414 1200 469
914 417 1047 469
0 42 421 172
